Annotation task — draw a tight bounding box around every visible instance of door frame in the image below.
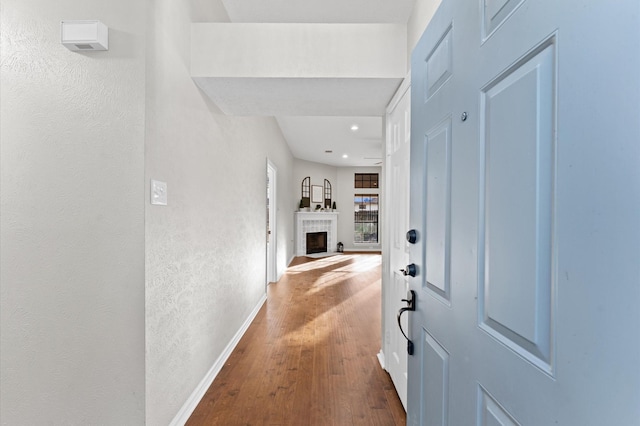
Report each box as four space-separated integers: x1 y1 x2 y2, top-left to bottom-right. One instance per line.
380 72 411 408
266 159 277 285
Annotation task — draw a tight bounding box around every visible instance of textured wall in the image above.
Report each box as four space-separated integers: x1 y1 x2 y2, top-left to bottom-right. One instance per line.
144 1 294 424
0 0 146 424
191 23 407 78
292 158 338 209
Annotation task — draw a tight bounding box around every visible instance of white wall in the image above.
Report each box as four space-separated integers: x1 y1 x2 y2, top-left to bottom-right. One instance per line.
292 158 338 209
192 23 406 78
336 167 383 252
1 0 296 424
144 1 294 425
407 0 442 67
292 161 382 253
0 0 146 424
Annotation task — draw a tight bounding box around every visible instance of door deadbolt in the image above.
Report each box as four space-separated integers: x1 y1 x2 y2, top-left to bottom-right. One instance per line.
400 263 417 277
406 229 417 244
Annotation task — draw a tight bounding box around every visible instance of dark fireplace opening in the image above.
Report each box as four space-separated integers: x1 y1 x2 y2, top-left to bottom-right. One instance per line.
306 231 328 255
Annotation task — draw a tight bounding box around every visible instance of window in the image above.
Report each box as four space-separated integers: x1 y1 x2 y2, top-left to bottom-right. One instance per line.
354 194 378 243
354 173 378 188
300 177 332 208
324 179 332 208
301 177 310 207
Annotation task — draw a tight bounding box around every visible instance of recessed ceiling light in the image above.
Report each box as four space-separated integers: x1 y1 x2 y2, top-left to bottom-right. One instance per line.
350 124 359 131
325 150 333 153
342 154 348 159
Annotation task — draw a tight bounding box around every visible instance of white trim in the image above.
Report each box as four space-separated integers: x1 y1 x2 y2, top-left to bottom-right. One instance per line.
169 294 267 426
386 71 411 114
377 350 386 370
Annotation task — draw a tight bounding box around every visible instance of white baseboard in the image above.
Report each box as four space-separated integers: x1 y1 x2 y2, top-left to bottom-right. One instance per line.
169 294 267 426
377 350 386 370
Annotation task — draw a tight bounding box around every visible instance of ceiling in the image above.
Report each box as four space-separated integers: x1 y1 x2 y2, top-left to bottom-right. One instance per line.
276 116 384 167
214 0 415 167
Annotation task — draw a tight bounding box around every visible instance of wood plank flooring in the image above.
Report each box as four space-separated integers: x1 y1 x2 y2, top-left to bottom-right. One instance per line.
187 253 406 426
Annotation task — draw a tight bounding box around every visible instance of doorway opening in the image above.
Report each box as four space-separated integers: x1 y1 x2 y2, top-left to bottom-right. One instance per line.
266 160 277 285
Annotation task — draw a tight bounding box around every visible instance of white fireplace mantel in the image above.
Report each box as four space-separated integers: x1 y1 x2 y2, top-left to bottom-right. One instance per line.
295 211 339 256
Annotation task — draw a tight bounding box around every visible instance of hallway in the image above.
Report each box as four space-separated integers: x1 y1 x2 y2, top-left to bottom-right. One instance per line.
187 254 406 425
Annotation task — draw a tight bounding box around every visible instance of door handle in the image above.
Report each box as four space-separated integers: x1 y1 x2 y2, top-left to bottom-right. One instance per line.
406 229 417 244
400 263 417 277
397 290 416 355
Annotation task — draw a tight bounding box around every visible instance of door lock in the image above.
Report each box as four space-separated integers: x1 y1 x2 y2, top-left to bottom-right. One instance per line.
400 263 417 277
397 290 416 355
406 229 417 244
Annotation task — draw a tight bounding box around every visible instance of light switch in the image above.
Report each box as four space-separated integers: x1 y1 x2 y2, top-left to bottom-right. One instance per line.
151 180 167 205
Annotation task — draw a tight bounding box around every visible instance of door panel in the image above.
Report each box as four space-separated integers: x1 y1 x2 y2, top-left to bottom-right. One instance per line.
482 0 524 40
392 271 409 404
384 83 411 409
479 38 556 372
477 385 519 426
408 1 640 425
421 331 450 426
425 25 453 100
393 164 406 252
408 1 455 422
425 117 452 301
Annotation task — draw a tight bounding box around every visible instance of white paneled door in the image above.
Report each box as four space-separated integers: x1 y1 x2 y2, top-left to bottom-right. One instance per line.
267 160 277 284
407 0 640 424
384 81 411 409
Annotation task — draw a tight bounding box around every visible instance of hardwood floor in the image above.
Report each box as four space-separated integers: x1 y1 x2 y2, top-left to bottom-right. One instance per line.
187 253 406 426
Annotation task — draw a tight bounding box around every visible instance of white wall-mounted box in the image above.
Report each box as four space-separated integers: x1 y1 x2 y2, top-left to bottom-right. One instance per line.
61 20 108 51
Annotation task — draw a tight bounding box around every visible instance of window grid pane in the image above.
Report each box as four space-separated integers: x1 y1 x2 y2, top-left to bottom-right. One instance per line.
353 193 378 243
354 173 379 189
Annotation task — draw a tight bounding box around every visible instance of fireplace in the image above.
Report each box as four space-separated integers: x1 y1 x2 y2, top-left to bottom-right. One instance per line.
306 232 328 254
294 212 338 256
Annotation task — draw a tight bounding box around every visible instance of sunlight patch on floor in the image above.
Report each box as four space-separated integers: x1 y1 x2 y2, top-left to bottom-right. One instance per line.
286 254 357 273
286 254 380 275
283 275 381 344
